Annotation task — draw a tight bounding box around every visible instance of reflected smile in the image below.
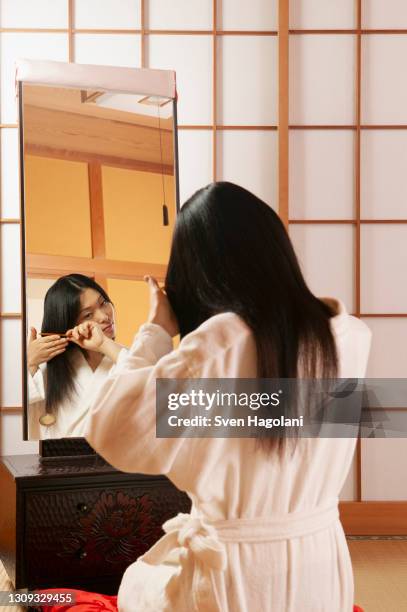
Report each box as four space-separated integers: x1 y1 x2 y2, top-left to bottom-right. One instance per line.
102 323 114 334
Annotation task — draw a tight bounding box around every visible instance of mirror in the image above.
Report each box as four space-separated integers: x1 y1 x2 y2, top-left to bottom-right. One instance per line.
18 61 179 442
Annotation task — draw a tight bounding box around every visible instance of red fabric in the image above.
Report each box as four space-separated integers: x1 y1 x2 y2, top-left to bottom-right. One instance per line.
37 589 117 611
37 588 364 611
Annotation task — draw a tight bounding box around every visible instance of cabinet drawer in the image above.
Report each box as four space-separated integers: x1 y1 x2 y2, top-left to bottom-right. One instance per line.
24 478 190 586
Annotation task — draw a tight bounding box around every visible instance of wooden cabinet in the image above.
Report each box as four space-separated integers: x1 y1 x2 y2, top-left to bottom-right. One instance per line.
0 454 190 594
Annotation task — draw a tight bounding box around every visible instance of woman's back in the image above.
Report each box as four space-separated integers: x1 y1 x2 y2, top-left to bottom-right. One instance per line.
85 297 371 611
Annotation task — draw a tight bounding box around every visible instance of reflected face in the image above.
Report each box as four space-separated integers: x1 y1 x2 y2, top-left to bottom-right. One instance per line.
77 288 116 339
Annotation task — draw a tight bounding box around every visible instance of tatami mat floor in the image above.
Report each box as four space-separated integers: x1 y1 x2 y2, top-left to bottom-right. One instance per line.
0 562 24 612
1 539 406 611
348 538 407 612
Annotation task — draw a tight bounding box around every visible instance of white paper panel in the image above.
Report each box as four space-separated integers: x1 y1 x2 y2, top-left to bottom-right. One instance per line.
0 33 69 123
74 0 140 29
289 35 356 125
1 224 21 313
1 414 39 454
0 319 22 407
289 130 354 219
290 0 356 29
289 225 355 312
361 226 407 313
339 455 357 501
362 0 407 29
1 128 20 219
148 0 212 30
219 0 277 31
361 438 407 501
148 35 212 125
361 318 407 378
362 36 407 124
361 131 407 219
217 131 278 209
178 130 212 204
74 34 141 67
217 36 278 125
0 0 68 28
27 278 55 333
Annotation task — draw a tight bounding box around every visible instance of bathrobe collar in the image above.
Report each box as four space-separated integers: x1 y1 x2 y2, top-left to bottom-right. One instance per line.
320 296 349 337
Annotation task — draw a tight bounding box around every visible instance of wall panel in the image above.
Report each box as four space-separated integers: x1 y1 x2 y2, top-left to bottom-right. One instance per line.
362 35 407 124
290 225 355 312
147 35 213 125
0 33 69 123
290 0 356 29
217 131 278 208
0 129 19 219
74 34 141 67
1 0 68 29
217 36 278 125
289 130 355 219
74 0 141 29
147 0 212 30
1 1 405 509
178 130 213 203
218 0 277 30
1 225 21 313
289 35 356 125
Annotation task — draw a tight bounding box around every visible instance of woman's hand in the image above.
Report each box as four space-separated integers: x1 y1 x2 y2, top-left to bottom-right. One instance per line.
66 321 106 352
27 327 68 376
67 322 124 363
144 276 179 337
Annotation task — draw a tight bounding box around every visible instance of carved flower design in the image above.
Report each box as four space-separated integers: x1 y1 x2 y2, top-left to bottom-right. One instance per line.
60 490 163 565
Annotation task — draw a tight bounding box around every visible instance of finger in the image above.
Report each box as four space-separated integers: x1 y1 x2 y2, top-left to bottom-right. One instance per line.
79 323 91 338
145 275 161 292
29 327 37 341
44 344 66 356
40 334 61 343
48 348 66 359
44 339 68 349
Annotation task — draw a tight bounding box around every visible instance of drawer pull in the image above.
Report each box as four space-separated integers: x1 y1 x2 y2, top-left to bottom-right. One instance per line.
76 502 88 513
77 549 87 560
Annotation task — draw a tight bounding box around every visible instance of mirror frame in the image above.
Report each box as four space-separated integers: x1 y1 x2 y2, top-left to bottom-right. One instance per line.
16 60 180 456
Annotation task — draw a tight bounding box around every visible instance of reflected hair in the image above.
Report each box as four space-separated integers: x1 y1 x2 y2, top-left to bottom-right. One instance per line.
165 182 338 454
40 274 112 416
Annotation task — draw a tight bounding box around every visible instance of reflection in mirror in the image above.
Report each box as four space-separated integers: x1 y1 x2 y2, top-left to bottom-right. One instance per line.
22 82 178 440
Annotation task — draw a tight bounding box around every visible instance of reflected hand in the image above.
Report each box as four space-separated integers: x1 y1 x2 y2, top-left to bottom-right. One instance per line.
144 276 179 337
27 327 68 376
66 321 106 351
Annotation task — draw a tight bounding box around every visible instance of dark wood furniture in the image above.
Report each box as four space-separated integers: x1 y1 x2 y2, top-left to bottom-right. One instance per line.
0 454 191 595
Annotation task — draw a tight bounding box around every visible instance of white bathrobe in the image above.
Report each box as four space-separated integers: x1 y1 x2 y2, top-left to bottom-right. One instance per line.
84 298 372 612
28 349 124 440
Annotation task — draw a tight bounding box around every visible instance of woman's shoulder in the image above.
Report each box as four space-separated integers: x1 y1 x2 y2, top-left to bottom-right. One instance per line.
168 312 255 377
324 296 372 342
186 311 252 343
175 312 254 370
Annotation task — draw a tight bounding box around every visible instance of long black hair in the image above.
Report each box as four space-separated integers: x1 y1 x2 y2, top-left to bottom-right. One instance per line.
41 274 112 416
165 182 338 452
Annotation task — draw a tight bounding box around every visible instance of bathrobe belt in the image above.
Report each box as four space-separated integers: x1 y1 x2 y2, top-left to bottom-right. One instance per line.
141 501 340 573
141 501 339 610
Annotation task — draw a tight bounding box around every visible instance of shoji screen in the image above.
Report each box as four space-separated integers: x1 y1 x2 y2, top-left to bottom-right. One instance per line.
0 1 279 454
1 2 406 513
287 1 407 505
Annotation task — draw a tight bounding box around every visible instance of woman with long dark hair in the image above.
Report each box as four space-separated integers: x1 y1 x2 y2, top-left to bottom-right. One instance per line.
28 274 125 439
70 182 371 611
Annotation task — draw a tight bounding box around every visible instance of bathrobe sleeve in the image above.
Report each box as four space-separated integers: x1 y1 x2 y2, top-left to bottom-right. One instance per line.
28 366 46 403
84 322 199 478
27 366 46 439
